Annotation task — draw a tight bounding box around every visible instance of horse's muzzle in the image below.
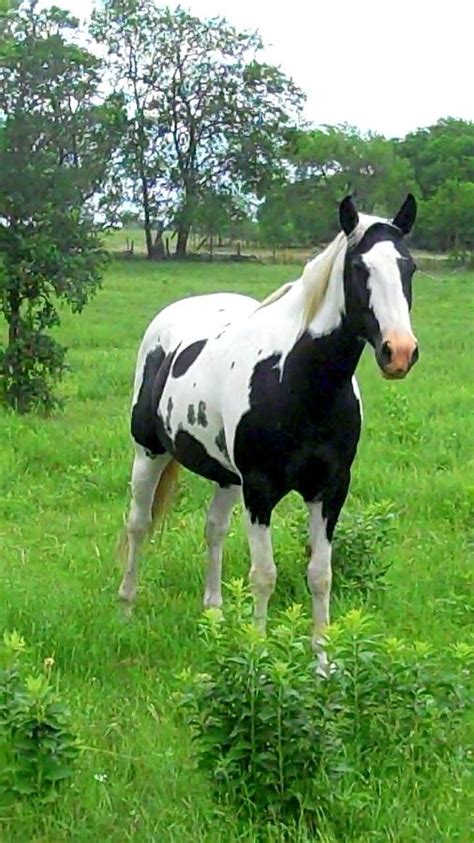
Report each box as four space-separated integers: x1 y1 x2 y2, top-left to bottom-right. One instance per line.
376 332 419 379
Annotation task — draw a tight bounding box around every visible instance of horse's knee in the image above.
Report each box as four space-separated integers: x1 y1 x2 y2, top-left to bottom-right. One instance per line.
128 500 152 535
307 557 332 596
205 514 228 546
250 563 277 595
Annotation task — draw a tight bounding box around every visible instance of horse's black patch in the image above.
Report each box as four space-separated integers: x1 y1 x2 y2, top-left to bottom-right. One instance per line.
187 404 196 424
165 396 173 433
230 361 235 369
172 340 207 378
151 347 178 410
197 400 208 427
234 329 363 525
131 345 179 455
167 427 240 487
215 428 230 461
131 346 166 455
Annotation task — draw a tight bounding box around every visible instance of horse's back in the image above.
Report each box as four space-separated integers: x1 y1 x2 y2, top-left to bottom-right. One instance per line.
133 292 256 402
141 292 256 351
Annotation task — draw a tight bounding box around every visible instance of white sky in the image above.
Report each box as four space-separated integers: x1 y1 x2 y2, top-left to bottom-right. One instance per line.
45 0 473 138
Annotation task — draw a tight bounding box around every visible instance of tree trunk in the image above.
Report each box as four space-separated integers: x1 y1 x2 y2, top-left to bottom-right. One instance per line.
139 165 153 260
8 292 20 348
209 235 213 262
153 228 166 259
175 225 190 258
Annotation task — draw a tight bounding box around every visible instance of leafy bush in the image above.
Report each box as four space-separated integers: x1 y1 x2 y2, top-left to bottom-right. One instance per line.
331 500 395 596
177 582 472 833
0 631 80 802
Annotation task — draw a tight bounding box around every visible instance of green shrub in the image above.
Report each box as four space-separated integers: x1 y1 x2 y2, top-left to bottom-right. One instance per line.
331 500 395 596
0 631 80 802
177 582 472 834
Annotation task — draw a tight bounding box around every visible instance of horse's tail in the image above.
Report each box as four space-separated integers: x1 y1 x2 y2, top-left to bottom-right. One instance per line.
150 458 180 534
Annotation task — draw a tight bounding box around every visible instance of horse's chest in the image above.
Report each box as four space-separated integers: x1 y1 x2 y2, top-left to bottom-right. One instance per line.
233 384 361 501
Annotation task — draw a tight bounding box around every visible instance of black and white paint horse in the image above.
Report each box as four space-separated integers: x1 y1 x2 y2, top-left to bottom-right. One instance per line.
119 195 419 662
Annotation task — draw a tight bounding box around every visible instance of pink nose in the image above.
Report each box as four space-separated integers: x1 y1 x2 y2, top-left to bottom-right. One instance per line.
379 331 419 379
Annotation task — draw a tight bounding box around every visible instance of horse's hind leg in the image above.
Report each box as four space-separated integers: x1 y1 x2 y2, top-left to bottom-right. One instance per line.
204 484 240 608
119 448 171 611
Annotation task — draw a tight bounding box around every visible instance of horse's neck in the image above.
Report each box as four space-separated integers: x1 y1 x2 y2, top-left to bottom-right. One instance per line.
286 251 364 391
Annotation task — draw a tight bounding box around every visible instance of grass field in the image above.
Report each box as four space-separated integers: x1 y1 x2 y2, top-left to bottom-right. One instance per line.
0 259 473 841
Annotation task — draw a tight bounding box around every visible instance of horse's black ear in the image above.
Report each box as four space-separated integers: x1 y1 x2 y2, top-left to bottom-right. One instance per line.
392 193 417 235
339 195 359 236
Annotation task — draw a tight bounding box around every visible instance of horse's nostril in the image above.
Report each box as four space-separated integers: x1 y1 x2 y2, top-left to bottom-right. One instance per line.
380 340 392 365
411 345 419 365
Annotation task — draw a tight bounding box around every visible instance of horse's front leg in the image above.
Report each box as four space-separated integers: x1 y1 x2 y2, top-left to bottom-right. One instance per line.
307 476 350 668
243 484 276 635
307 501 333 662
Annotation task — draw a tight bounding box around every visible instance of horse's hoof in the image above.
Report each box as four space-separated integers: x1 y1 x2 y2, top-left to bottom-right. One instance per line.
315 658 337 679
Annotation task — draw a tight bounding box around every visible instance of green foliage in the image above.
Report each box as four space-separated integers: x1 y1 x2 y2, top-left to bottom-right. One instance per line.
258 119 474 254
0 631 80 802
0 1 123 412
399 118 474 199
419 179 474 253
259 125 416 248
332 501 395 596
178 584 472 833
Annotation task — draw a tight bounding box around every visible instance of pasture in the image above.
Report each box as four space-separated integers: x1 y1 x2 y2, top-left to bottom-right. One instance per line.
0 259 473 841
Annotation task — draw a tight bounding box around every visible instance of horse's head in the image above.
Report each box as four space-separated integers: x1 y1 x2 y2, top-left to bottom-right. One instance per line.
340 194 419 380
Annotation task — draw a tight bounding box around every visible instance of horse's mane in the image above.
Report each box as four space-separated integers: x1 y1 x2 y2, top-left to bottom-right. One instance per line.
299 232 347 328
258 214 386 329
258 281 294 309
258 232 346 327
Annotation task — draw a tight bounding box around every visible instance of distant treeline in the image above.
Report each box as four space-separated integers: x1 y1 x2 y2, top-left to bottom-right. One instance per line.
2 0 474 263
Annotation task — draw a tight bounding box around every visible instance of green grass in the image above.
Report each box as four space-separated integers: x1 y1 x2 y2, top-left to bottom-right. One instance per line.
1 259 473 841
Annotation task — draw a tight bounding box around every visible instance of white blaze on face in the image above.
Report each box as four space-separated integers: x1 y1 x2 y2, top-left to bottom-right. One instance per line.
362 241 414 338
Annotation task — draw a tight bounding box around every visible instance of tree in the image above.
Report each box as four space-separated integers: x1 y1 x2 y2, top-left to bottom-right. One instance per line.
258 185 299 257
193 190 252 259
398 118 474 199
259 126 416 248
90 0 171 260
92 0 303 258
418 180 474 253
0 1 124 412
